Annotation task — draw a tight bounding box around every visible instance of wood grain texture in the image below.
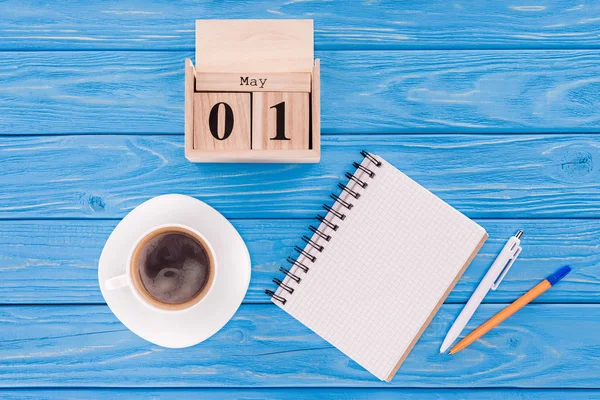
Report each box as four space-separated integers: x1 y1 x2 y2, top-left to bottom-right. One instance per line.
0 388 598 399
0 134 599 219
184 58 195 157
2 51 600 135
184 148 320 164
193 92 251 150
312 59 321 154
195 72 312 92
0 304 598 387
1 0 600 50
1 219 598 305
252 92 310 150
195 20 314 73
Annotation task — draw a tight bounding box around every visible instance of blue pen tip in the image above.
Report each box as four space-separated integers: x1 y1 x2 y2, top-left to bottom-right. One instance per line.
546 265 571 286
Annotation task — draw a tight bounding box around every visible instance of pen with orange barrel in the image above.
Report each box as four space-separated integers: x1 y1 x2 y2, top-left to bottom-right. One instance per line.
449 265 571 355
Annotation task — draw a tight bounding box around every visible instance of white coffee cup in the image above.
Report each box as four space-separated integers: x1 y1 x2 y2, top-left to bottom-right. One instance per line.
104 223 216 313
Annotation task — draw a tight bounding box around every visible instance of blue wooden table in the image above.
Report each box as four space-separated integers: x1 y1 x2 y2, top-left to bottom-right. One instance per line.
1 1 600 398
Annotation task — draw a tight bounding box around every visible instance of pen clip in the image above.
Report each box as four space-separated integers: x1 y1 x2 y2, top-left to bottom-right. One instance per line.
491 246 522 290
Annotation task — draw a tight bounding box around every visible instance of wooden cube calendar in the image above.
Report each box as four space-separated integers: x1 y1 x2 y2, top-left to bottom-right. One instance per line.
184 20 320 163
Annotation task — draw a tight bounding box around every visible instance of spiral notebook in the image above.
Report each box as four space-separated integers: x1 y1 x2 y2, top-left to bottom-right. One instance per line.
266 152 488 381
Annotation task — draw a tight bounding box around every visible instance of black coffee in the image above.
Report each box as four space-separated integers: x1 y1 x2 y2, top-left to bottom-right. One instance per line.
134 230 212 306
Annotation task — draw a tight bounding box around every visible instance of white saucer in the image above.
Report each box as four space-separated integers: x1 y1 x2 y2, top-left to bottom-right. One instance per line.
98 194 251 348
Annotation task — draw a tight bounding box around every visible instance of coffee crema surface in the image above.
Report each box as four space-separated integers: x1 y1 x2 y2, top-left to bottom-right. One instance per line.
134 230 213 306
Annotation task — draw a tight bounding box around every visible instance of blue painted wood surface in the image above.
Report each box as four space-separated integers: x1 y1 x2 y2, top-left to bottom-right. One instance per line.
0 1 599 397
1 304 599 387
1 389 599 399
1 0 599 50
1 134 599 219
1 219 598 304
3 51 600 134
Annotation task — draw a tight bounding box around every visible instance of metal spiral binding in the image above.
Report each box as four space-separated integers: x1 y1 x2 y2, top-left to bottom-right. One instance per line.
302 236 324 252
266 150 382 305
265 290 287 304
361 150 382 167
309 225 331 241
287 256 310 272
338 182 360 199
295 246 317 262
316 214 338 231
345 172 368 188
330 193 353 209
323 204 346 220
353 162 375 178
279 267 301 283
273 278 294 294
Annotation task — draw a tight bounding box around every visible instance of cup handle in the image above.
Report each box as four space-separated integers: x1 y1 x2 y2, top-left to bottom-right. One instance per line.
105 274 129 291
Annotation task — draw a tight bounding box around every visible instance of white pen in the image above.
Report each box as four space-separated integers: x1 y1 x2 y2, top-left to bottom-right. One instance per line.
439 230 524 354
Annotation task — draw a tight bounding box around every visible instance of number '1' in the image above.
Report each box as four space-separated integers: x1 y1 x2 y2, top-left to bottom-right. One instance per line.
270 101 289 141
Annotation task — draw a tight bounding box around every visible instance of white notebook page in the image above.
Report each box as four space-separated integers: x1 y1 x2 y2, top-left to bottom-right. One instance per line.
273 154 487 381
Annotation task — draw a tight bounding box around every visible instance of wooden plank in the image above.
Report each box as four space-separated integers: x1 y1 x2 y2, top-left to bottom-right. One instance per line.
0 388 598 399
193 92 252 151
0 304 598 387
1 219 598 305
195 72 312 92
311 59 321 153
184 149 320 163
1 1 599 50
195 20 314 73
2 51 600 135
252 92 310 150
0 134 599 219
184 59 195 157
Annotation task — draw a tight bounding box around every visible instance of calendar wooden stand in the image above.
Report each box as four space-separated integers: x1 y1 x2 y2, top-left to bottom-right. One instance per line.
185 20 320 163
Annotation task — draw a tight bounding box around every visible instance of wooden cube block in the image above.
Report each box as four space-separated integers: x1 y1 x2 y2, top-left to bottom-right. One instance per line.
193 93 251 150
251 92 310 150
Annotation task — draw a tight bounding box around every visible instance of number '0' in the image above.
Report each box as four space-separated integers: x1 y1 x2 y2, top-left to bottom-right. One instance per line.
209 102 234 140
